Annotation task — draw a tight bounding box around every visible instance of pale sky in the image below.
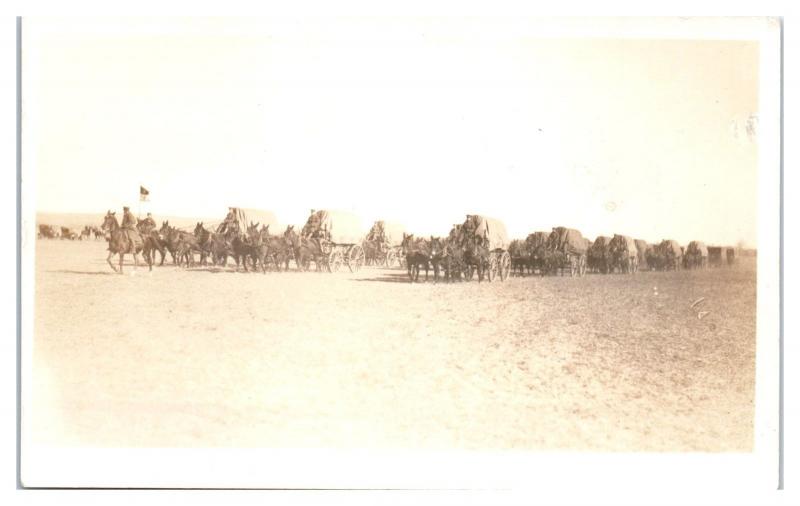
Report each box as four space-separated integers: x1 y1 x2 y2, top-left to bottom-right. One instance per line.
24 17 760 246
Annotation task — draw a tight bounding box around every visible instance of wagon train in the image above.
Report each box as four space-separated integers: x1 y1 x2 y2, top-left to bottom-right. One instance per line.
545 226 588 277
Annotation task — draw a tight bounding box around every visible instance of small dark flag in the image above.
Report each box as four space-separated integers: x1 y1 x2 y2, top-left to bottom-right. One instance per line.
139 186 150 201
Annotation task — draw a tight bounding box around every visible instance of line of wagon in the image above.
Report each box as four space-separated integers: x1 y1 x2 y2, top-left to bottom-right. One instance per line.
39 208 746 278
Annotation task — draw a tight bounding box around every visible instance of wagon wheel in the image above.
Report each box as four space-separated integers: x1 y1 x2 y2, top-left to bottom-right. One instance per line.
347 245 365 273
487 256 498 282
385 249 398 268
328 250 343 273
499 251 511 281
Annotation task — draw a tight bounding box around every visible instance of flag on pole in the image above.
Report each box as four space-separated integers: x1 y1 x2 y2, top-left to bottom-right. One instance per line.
139 186 150 201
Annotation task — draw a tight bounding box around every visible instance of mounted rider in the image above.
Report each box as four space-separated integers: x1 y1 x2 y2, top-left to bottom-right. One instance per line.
121 206 144 250
139 212 157 234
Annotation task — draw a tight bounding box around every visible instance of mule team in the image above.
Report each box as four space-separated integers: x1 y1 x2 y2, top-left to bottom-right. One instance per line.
510 234 724 277
100 208 371 274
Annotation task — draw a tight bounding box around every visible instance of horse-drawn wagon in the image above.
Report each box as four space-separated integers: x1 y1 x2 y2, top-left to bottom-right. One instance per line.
364 220 406 268
657 239 683 270
609 234 639 273
38 224 56 239
684 240 709 269
460 214 512 281
60 226 79 240
546 227 588 277
298 210 365 272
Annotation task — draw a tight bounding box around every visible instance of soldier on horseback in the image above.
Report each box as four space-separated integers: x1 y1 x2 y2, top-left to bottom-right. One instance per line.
122 206 137 230
142 212 156 230
138 212 157 235
121 206 143 251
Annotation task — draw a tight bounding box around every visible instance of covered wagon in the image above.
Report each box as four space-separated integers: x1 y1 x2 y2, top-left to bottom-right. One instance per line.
684 241 709 269
658 239 683 270
364 220 406 268
460 214 512 281
707 246 723 267
546 226 588 277
609 234 639 274
38 224 56 239
301 210 365 272
216 207 280 237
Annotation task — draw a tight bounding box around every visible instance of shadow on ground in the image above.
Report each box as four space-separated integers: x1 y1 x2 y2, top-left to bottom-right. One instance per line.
48 270 119 276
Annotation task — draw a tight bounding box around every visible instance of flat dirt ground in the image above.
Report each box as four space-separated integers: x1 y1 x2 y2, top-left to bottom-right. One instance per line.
29 239 756 451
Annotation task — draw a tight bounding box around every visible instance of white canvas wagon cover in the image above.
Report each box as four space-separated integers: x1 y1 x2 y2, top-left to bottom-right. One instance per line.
551 227 589 254
463 215 509 250
662 240 683 257
236 208 280 230
687 241 709 257
613 234 637 255
368 220 407 246
216 207 279 234
308 210 364 244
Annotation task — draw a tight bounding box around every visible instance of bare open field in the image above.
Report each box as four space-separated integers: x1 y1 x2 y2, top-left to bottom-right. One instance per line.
30 239 756 451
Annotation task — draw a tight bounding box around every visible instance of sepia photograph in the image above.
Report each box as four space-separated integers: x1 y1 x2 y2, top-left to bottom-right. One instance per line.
18 15 782 492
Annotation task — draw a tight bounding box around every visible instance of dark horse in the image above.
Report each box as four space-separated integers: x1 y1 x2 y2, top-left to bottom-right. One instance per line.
429 236 452 283
101 212 153 273
194 222 234 266
442 237 468 282
158 221 201 267
248 224 292 272
284 225 328 271
462 235 491 282
401 233 432 282
137 219 167 266
226 224 261 272
361 239 385 266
